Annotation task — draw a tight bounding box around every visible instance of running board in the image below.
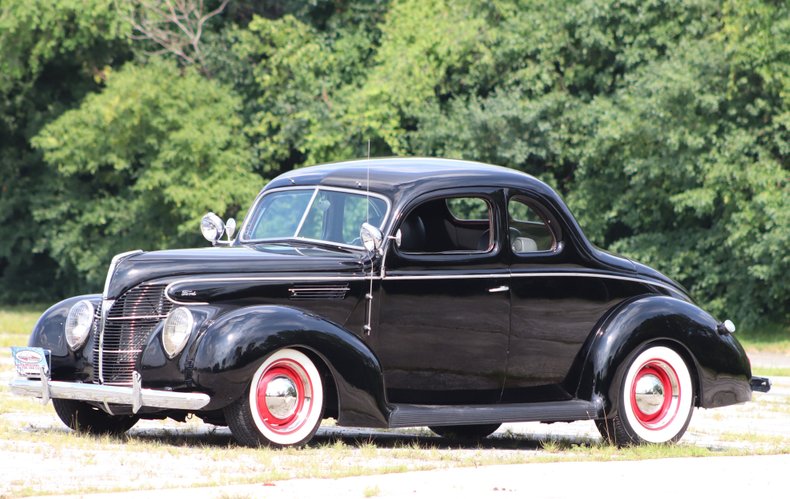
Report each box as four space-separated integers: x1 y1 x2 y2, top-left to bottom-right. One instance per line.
388 399 602 428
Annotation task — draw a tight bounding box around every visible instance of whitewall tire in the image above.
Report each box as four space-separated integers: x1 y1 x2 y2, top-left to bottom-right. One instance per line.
597 345 694 445
226 348 324 447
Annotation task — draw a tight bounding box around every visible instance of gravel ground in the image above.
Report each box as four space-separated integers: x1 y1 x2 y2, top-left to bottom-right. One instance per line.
28 454 788 499
2 352 788 498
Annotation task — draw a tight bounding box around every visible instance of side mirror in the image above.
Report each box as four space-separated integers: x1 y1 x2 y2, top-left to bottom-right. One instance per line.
391 228 402 248
225 218 236 241
360 223 384 254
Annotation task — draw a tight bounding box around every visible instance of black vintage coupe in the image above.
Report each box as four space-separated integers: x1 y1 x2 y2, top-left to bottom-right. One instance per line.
11 158 770 447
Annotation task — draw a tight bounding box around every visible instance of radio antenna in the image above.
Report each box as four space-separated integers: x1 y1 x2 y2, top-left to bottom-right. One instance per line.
364 138 374 336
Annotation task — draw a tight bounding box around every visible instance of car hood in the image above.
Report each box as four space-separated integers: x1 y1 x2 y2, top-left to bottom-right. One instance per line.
106 244 365 299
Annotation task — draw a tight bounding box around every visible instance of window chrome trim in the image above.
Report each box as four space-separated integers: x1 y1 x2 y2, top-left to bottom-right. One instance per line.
293 188 319 238
507 194 562 253
239 186 392 249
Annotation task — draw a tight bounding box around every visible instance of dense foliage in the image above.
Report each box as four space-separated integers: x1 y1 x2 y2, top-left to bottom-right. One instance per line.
0 0 786 325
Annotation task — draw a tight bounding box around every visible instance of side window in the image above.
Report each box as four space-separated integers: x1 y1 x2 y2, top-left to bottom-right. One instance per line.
446 198 489 221
508 198 555 253
399 196 494 253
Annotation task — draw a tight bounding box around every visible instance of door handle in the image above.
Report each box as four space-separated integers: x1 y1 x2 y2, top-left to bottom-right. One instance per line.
488 285 509 293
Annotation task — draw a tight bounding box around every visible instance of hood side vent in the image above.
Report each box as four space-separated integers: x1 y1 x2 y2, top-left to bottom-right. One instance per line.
289 284 350 301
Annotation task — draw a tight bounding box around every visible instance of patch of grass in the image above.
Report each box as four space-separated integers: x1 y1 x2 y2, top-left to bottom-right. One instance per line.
0 305 45 348
718 432 790 445
4 413 790 498
363 485 381 497
0 389 52 416
752 366 790 377
737 322 790 353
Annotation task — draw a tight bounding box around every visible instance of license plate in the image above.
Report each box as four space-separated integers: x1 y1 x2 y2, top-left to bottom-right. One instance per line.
10 347 50 377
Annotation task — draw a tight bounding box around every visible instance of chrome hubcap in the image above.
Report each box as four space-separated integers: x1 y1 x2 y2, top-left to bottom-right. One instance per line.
265 376 298 420
634 373 665 415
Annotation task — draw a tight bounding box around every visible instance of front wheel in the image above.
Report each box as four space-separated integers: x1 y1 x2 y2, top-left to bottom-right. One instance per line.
52 399 138 435
596 345 694 446
225 348 324 447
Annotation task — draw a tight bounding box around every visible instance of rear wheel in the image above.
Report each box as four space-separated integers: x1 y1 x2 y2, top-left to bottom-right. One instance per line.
430 423 501 440
597 345 694 445
226 348 324 447
52 399 138 435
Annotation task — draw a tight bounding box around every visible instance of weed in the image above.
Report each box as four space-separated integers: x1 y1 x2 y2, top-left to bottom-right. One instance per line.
363 485 381 497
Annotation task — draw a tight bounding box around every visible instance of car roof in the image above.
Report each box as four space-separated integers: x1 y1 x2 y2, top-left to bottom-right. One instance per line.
264 157 555 201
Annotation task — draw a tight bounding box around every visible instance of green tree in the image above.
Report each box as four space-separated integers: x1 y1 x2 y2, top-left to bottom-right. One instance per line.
0 0 132 301
32 59 259 288
0 0 786 326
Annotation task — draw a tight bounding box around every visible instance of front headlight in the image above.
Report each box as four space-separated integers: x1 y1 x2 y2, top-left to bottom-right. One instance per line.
162 307 194 358
65 300 95 350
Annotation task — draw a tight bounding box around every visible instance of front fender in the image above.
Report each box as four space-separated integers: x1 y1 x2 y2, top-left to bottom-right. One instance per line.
573 295 752 417
27 294 102 381
191 305 388 427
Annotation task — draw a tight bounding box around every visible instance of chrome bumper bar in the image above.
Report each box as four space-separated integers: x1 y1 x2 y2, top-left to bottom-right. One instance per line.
9 371 211 414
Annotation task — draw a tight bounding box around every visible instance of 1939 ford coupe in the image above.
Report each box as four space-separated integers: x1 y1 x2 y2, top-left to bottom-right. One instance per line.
10 158 770 447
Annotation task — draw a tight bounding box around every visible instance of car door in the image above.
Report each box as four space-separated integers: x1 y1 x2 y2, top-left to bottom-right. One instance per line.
376 188 510 405
503 191 647 402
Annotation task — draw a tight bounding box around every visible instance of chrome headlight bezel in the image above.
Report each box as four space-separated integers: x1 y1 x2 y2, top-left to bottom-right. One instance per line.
162 307 195 359
65 300 95 351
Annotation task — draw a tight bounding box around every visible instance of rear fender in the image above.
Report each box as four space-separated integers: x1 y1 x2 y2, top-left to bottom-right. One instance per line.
191 305 388 427
571 295 752 417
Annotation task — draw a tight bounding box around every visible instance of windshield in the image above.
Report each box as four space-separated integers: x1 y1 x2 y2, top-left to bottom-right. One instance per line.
241 187 390 248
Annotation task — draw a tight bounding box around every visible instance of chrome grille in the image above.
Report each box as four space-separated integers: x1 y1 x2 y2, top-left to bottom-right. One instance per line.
93 284 172 386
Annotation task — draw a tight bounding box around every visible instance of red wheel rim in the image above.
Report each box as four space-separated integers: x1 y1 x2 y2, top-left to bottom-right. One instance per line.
629 359 681 430
255 359 313 435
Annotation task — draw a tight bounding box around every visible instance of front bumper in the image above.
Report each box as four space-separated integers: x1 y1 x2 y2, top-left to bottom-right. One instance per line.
9 371 211 414
750 376 771 393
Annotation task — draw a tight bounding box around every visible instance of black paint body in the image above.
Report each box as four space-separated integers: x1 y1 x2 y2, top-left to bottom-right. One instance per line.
28 158 754 428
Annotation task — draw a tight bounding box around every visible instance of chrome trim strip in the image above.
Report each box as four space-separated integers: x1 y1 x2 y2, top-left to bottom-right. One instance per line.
165 297 210 306
382 271 678 292
293 188 319 238
515 272 677 291
164 276 367 305
103 250 143 299
382 273 503 280
164 271 676 302
98 299 114 385
9 377 211 412
106 315 168 321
